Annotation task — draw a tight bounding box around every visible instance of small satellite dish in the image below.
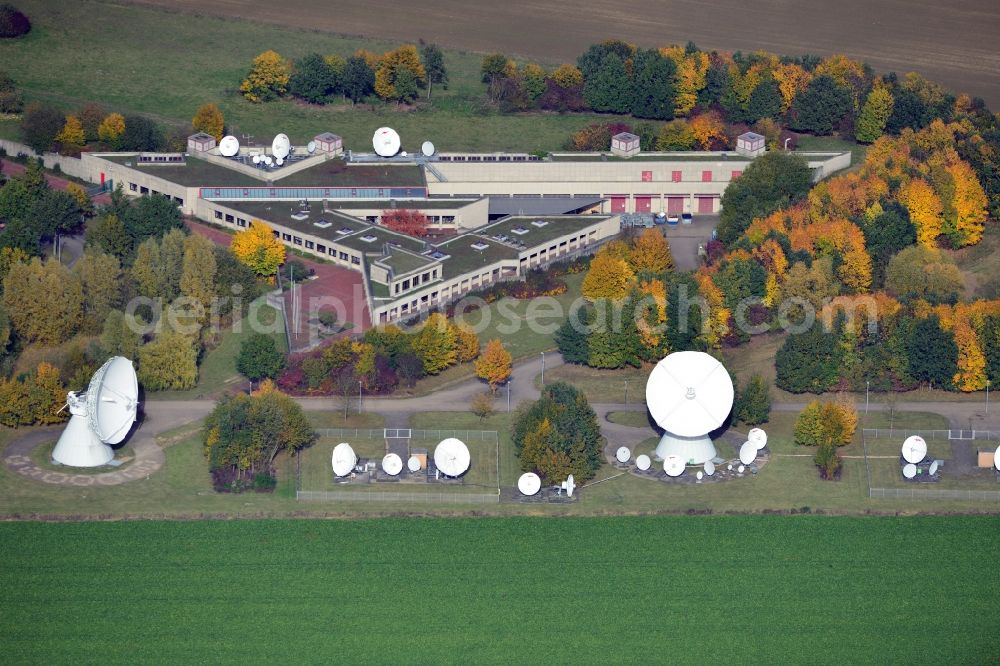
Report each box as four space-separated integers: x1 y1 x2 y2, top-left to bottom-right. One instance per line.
903 463 917 479
561 474 576 497
421 141 435 157
739 442 757 466
663 455 685 477
615 447 631 463
275 157 284 166
748 427 768 450
51 357 138 467
636 454 651 471
517 472 541 496
264 155 273 166
407 455 421 473
434 438 471 477
219 135 240 157
727 464 733 471
929 460 939 476
994 444 1000 471
307 140 317 154
252 154 261 164
373 127 401 157
271 133 291 159
401 150 408 157
704 461 715 477
696 471 703 481
902 436 927 464
382 453 403 476
737 464 745 474
331 443 357 477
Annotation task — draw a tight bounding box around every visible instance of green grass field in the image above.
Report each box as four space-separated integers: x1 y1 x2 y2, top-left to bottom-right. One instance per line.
0 516 997 664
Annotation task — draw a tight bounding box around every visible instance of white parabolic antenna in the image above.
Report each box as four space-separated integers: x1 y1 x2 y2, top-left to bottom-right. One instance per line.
271 133 291 159
737 464 745 474
929 460 939 476
647 352 734 464
264 155 273 166
636 454 651 471
696 471 703 481
616 446 631 463
373 127 401 157
902 436 927 464
561 474 576 497
382 453 403 476
252 154 261 164
739 442 757 466
748 427 768 450
903 463 917 479
663 455 685 477
307 140 317 154
518 472 541 496
434 438 470 477
331 442 357 477
994 445 1000 471
275 157 284 166
51 357 138 468
704 460 715 476
219 135 240 157
407 455 421 473
421 140 435 157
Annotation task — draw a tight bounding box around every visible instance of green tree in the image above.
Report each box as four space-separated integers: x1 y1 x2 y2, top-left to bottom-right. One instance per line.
2 256 82 345
100 309 143 359
718 151 811 244
289 53 338 104
745 75 783 122
906 315 958 389
179 233 217 312
855 84 895 143
137 331 198 391
480 53 509 85
789 75 852 135
584 54 630 113
85 214 131 263
656 120 696 150
20 103 64 152
73 251 122 333
775 317 843 394
554 308 591 364
629 49 676 120
237 333 285 383
341 56 375 104
885 245 964 304
119 115 162 151
586 298 642 369
122 192 183 247
420 43 447 99
859 204 916 288
736 373 771 425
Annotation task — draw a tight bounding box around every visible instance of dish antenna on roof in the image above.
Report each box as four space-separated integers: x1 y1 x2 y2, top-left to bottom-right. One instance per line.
704 460 715 477
663 455 685 477
271 133 291 160
382 453 403 476
219 135 240 157
739 441 757 466
307 140 317 154
51 357 138 467
748 427 768 450
331 442 357 478
902 463 917 479
275 157 284 166
264 155 273 166
518 472 541 496
647 352 734 465
373 127 401 157
561 474 576 497
929 460 939 476
434 438 471 477
994 444 1000 471
421 141 435 157
636 454 651 471
407 455 421 473
252 154 261 164
615 446 631 463
902 436 927 464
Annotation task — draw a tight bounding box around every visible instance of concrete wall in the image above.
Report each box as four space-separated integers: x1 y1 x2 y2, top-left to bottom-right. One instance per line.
0 139 95 181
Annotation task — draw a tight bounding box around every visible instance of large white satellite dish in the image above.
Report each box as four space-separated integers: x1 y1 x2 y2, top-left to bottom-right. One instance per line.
929 460 939 476
51 357 138 468
902 463 917 479
994 445 1000 471
373 127 401 157
739 442 757 466
307 140 317 154
331 442 357 477
407 455 421 473
517 472 541 496
434 438 470 477
271 133 291 160
382 453 403 476
421 140 435 157
647 352 734 464
636 454 651 471
219 135 240 157
704 460 715 476
902 436 927 464
561 474 576 497
663 455 685 477
615 447 631 463
748 428 768 450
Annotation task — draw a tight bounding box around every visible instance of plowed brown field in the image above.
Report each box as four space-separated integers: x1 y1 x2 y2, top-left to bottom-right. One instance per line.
130 0 1000 107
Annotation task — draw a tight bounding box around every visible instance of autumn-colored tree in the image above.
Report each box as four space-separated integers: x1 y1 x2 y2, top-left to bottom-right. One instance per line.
660 46 709 116
76 103 106 142
470 391 495 421
475 339 512 392
550 64 583 89
629 228 674 273
138 331 198 391
537 448 574 484
952 318 987 391
519 417 555 473
230 220 285 278
898 178 944 247
772 62 812 112
97 112 125 147
581 251 635 301
240 50 291 103
635 278 668 354
192 103 224 141
410 312 457 374
2 257 82 345
65 182 93 216
381 209 429 237
29 363 67 425
655 119 696 150
521 63 547 102
688 111 727 150
55 115 85 153
180 233 218 313
855 83 894 144
74 251 122 333
814 54 868 107
943 160 988 246
375 45 426 102
452 323 480 363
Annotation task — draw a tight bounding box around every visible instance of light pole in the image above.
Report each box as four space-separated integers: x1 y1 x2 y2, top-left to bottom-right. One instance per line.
358 381 363 413
540 351 545 386
987 380 991 416
624 379 628 405
865 380 870 416
784 137 791 151
507 379 511 412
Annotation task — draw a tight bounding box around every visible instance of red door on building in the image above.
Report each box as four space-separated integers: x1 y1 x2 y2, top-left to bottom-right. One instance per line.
697 196 715 214
610 197 627 213
635 196 652 213
667 196 685 214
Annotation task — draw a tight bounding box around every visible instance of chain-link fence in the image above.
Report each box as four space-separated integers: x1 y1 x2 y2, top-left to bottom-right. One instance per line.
296 490 499 503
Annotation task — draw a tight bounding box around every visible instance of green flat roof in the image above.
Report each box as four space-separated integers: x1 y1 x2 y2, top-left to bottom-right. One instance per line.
480 215 610 246
435 235 519 279
337 227 427 254
375 249 438 276
101 154 263 186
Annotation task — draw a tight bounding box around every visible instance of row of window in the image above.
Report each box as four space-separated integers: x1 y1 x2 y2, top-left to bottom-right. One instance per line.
657 170 742 183
127 182 183 205
393 269 438 295
200 186 427 200
212 208 362 265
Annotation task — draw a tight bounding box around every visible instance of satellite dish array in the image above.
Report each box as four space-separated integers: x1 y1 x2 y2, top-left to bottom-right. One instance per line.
51 357 139 467
371 127 437 159
515 472 575 497
332 438 471 479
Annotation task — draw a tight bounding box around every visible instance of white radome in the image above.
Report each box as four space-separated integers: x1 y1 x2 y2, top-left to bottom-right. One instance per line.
271 133 291 159
218 135 240 157
331 443 357 477
748 427 768 450
646 351 734 464
373 127 401 157
434 438 471 477
517 472 541 496
407 455 421 473
993 444 1000 471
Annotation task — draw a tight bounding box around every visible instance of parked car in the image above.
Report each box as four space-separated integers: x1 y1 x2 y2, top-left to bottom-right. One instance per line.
681 212 693 224
654 212 667 225
667 214 680 225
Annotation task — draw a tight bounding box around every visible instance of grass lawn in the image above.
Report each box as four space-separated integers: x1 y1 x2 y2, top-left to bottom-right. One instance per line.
797 134 869 171
1 516 997 664
537 362 652 404
605 410 658 429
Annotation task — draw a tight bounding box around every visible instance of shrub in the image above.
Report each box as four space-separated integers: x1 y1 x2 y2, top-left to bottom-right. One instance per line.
0 4 30 38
